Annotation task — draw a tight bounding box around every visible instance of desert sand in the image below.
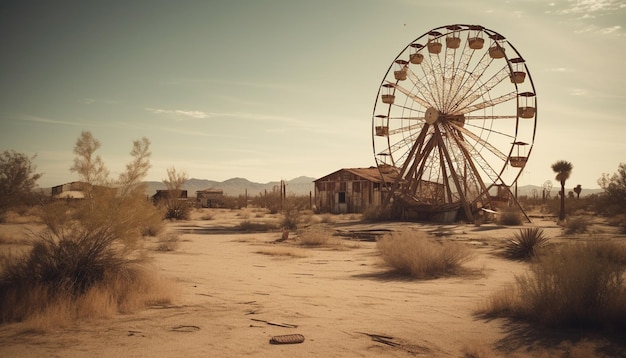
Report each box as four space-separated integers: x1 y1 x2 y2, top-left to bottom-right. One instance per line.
1 208 624 357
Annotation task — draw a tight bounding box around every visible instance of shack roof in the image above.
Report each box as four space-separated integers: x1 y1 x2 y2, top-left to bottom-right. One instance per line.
314 166 398 184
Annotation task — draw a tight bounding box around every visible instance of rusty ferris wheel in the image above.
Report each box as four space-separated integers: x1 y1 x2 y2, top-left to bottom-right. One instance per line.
372 24 537 222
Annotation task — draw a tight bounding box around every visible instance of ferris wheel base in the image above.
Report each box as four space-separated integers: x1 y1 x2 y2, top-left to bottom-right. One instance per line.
392 195 464 223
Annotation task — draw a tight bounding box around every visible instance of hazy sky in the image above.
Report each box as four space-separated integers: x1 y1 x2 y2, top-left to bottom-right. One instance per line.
1 0 624 190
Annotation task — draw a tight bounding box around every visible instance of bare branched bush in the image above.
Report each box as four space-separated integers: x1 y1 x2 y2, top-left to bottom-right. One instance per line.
377 230 473 279
503 227 549 261
480 241 626 331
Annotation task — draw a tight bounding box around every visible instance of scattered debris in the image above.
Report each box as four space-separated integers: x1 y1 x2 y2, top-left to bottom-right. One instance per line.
171 325 200 332
250 318 298 328
270 334 305 344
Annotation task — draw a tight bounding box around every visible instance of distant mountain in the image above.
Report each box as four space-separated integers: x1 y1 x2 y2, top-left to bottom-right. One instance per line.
143 176 316 197
513 184 603 198
142 177 604 198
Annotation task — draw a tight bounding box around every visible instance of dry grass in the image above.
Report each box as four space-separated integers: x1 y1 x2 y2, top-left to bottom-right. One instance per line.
155 233 181 252
563 215 590 234
377 230 473 279
0 261 179 329
255 247 309 258
480 240 626 331
297 225 345 248
238 220 279 232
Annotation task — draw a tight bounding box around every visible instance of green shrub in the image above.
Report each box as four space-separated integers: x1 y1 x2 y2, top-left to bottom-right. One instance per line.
377 230 473 279
481 241 626 331
503 227 549 261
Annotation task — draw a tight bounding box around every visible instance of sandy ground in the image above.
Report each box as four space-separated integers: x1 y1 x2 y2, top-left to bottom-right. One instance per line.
1 208 625 357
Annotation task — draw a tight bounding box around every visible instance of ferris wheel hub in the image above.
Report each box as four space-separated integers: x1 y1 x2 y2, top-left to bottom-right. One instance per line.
425 107 439 124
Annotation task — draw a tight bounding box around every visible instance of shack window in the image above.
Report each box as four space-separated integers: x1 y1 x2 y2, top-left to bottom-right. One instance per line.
338 192 346 203
339 182 347 191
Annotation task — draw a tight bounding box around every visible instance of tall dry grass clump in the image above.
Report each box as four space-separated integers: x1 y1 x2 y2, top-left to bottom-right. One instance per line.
377 230 473 279
481 241 626 331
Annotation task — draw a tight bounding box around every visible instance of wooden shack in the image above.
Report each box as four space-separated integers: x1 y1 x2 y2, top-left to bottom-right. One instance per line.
196 188 224 208
314 166 398 214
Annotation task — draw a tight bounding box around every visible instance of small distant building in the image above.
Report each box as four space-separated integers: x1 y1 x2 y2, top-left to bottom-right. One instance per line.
152 189 188 204
51 181 90 199
314 166 399 214
196 188 224 208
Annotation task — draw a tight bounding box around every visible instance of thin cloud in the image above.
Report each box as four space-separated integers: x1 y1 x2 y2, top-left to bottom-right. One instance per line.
145 107 209 119
559 0 625 14
545 67 571 72
19 115 81 126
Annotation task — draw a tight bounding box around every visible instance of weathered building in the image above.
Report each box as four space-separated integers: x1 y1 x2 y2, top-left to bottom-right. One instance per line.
196 188 224 208
151 189 188 204
314 166 398 214
51 181 90 199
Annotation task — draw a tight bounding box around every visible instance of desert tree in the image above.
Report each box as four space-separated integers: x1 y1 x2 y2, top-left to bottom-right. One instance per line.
70 131 109 187
573 184 582 199
0 150 42 217
598 163 626 215
551 160 573 221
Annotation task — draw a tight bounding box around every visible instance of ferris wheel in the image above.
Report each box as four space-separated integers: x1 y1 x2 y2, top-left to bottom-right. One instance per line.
372 24 537 221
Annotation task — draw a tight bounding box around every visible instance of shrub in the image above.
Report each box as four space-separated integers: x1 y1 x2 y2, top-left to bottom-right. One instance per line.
503 227 549 261
377 230 473 279
156 233 180 252
297 225 338 247
563 215 589 234
498 207 522 226
480 241 626 331
362 205 391 222
238 220 279 232
280 208 300 230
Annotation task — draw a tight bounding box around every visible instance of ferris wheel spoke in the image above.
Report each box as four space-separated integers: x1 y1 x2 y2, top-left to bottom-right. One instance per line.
419 56 444 109
387 81 433 109
455 91 517 115
445 51 493 112
450 64 511 113
463 121 515 139
448 121 508 161
387 122 424 136
464 115 517 120
405 69 438 106
444 43 476 112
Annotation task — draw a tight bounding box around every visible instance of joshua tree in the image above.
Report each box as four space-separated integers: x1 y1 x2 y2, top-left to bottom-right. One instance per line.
573 184 582 198
551 160 573 221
